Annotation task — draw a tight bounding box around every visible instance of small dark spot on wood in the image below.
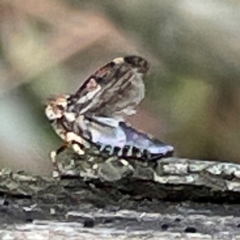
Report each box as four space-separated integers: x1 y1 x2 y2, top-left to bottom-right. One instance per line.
161 223 169 230
185 226 197 233
3 200 9 206
174 217 181 223
83 218 95 228
25 218 33 223
103 218 113 224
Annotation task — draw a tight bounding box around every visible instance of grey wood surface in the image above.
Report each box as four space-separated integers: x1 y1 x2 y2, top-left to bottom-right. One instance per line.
1 157 240 239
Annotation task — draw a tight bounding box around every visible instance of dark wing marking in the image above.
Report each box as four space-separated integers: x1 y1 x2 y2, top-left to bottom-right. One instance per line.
73 115 125 145
71 115 174 160
68 56 149 119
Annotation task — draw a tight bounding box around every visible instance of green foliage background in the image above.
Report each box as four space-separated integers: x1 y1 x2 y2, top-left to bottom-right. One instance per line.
1 0 240 174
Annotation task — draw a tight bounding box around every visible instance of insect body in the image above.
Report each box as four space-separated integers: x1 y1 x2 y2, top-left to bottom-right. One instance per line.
45 56 174 172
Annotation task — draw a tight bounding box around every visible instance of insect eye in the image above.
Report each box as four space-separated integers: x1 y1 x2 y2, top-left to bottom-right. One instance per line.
67 98 73 105
57 105 65 111
94 76 103 82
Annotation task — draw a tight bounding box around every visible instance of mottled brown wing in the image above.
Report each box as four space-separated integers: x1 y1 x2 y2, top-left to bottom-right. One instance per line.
68 56 149 119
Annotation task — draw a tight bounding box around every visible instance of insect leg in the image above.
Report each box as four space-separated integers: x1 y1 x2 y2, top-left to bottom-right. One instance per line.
50 142 71 175
51 132 86 177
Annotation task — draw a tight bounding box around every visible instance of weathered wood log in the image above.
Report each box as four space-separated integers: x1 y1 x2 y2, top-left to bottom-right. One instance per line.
1 156 240 200
1 156 240 239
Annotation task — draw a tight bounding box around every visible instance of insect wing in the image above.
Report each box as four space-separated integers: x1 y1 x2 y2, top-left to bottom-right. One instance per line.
73 115 174 160
74 115 127 147
68 56 149 119
118 122 174 158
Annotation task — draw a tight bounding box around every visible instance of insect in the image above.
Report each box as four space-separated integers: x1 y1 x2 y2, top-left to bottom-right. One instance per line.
45 56 174 173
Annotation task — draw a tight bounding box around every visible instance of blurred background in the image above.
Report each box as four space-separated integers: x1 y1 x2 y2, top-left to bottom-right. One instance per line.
1 0 240 175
